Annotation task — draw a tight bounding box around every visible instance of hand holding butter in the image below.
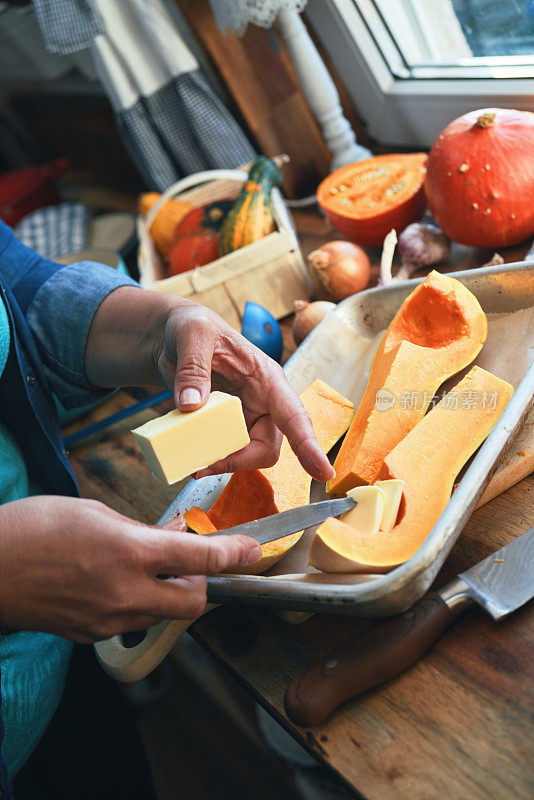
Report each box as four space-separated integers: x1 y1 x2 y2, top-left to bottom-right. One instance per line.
132 391 250 484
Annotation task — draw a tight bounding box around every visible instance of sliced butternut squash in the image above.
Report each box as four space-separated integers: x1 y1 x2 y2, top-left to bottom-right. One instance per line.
184 506 217 534
311 366 513 573
187 380 354 573
327 270 487 496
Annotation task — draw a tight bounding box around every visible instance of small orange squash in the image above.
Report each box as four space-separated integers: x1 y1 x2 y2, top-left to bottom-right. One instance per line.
139 192 193 258
186 380 354 573
311 366 514 573
327 270 487 497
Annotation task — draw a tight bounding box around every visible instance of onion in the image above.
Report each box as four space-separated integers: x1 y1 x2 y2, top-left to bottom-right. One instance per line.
307 240 370 301
396 222 450 280
292 300 335 345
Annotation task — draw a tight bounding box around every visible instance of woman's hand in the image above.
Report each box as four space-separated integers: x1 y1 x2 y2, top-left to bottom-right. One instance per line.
86 289 334 481
0 496 261 642
154 301 335 479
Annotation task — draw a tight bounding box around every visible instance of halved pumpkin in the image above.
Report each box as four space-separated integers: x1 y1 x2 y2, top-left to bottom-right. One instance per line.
327 270 487 497
317 153 427 247
311 366 513 574
186 380 354 573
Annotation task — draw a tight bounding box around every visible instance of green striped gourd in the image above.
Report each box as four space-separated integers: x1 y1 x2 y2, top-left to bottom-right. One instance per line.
219 156 283 255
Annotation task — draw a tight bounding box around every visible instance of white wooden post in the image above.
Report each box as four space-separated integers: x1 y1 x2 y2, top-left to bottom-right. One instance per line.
277 8 371 170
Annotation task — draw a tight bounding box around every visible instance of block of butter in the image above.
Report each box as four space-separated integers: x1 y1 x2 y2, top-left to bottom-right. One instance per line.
132 391 250 485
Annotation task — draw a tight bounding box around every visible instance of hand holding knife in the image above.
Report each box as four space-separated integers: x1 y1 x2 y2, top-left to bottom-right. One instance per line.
94 496 356 682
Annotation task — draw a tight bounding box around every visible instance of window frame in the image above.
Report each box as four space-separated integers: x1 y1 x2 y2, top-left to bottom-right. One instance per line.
305 0 534 148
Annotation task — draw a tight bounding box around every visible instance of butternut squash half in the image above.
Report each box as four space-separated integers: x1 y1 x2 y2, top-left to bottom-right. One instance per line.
311 366 513 574
186 380 354 573
327 270 487 496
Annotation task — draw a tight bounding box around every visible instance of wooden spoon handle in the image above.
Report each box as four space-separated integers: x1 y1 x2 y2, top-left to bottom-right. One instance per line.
94 604 218 683
284 592 466 727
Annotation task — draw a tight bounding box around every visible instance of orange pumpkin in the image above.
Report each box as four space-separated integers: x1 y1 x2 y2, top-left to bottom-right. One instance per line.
425 108 534 248
317 153 427 247
168 232 220 275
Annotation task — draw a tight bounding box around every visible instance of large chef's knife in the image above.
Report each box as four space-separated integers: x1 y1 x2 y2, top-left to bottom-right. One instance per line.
285 527 534 727
94 496 356 682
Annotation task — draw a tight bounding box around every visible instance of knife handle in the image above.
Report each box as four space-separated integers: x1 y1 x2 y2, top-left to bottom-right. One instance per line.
285 591 469 727
94 604 218 683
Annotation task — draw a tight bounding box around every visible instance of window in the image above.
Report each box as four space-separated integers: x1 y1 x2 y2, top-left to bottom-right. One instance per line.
305 0 534 147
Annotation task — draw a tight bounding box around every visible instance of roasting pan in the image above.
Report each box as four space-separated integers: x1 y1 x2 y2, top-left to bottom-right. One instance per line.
159 261 534 617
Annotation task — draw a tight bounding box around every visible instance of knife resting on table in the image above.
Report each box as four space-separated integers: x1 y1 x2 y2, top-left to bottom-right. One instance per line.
285 527 534 727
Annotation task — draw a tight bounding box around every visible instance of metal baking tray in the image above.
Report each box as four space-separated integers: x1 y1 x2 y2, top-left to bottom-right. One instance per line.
161 261 534 617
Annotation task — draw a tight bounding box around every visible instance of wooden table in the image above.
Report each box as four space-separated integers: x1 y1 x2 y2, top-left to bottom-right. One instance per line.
65 222 534 800
66 395 533 800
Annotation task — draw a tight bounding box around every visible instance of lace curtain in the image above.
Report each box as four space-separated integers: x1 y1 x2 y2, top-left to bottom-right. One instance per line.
208 0 307 36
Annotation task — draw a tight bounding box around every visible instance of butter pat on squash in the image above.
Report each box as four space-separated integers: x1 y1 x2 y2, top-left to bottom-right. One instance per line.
187 380 354 573
341 485 385 534
375 479 404 532
310 366 513 574
328 270 487 496
132 392 250 485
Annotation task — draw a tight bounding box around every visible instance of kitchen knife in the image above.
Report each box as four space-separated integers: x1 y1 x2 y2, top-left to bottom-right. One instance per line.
204 496 356 544
94 496 356 682
284 526 534 727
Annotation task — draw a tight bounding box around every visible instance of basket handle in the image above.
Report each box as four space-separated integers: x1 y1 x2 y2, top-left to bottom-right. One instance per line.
143 169 248 236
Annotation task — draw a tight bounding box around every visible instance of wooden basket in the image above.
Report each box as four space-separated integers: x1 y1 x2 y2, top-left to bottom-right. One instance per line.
137 168 312 330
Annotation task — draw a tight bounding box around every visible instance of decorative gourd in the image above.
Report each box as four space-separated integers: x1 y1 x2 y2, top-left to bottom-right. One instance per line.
219 156 282 255
316 153 427 247
327 270 487 497
311 367 514 573
168 199 234 274
139 192 193 258
424 108 534 248
173 199 234 239
186 380 354 573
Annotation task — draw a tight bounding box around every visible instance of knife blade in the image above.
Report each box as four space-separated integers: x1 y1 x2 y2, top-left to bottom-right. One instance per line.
457 529 534 619
285 527 534 727
204 496 356 545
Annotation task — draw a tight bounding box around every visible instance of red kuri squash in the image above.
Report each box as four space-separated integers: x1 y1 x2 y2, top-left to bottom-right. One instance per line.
168 232 220 275
168 199 232 274
425 107 534 248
